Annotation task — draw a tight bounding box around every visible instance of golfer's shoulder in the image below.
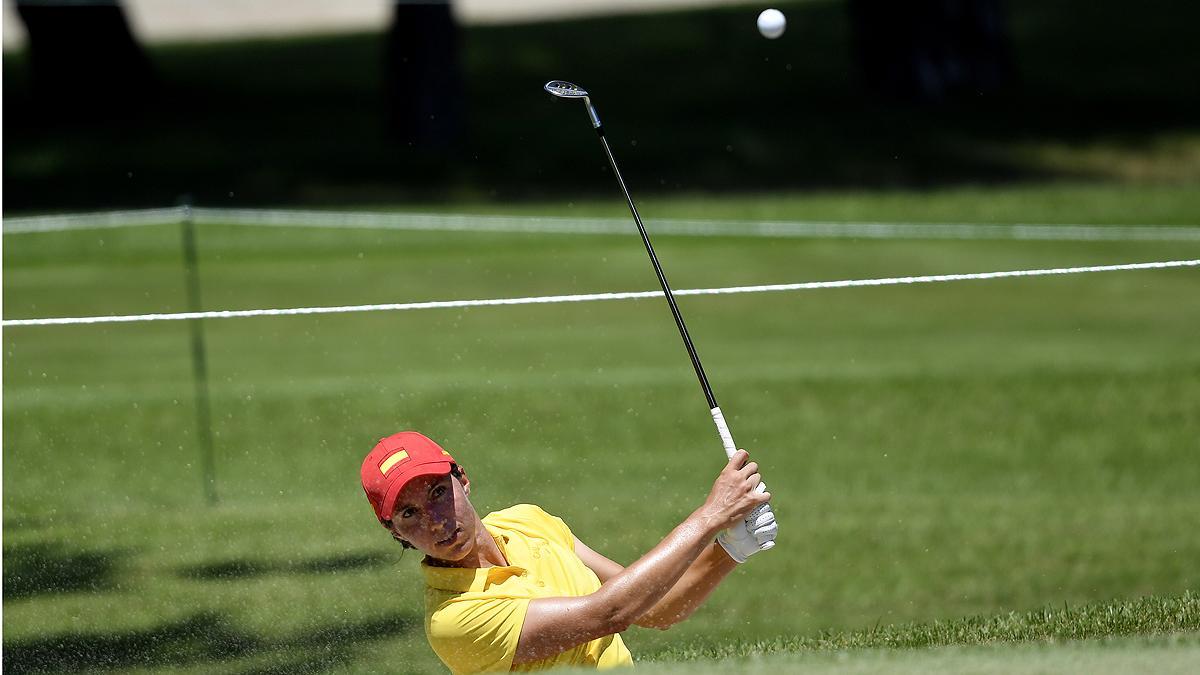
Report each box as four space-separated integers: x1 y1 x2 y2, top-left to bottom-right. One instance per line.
485 504 574 547
485 503 563 528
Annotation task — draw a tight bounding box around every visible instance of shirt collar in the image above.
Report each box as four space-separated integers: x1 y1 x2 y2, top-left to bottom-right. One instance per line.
421 525 526 592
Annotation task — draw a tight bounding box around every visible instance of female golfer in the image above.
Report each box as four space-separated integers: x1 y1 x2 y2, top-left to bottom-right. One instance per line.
361 430 776 673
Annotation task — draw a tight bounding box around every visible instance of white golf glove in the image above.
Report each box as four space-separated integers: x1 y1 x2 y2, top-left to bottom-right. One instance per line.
716 484 778 564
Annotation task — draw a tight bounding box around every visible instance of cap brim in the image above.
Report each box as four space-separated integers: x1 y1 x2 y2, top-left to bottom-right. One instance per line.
378 460 453 524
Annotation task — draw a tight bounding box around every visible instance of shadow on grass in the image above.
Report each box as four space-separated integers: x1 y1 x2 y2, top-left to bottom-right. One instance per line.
3 515 52 532
178 551 389 581
2 543 129 601
3 611 418 674
242 613 422 675
3 613 255 674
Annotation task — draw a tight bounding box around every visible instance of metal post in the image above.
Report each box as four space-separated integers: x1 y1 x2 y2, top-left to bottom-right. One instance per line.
180 201 218 504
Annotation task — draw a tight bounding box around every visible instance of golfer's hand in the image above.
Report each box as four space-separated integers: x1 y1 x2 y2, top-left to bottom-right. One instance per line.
699 450 771 533
716 498 777 563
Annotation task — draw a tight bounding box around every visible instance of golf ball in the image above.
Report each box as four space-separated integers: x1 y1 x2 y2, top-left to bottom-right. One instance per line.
757 8 786 39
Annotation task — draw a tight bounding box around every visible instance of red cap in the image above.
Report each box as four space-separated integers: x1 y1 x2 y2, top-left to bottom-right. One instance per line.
360 431 467 526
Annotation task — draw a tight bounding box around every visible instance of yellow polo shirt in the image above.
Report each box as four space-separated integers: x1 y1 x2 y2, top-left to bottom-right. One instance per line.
422 504 633 673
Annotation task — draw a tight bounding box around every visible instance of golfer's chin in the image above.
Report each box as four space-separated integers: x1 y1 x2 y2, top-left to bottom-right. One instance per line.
430 526 469 560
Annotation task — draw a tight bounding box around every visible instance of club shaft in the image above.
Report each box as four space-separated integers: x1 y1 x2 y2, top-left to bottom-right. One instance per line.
570 92 776 543
596 130 719 410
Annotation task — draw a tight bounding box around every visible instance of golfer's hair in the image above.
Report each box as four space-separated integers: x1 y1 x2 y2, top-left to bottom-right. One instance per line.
390 464 466 552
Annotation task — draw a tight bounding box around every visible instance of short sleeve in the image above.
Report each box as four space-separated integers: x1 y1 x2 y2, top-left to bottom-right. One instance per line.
427 596 531 674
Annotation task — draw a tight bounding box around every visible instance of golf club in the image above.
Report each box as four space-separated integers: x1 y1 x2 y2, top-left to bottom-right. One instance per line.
544 80 775 545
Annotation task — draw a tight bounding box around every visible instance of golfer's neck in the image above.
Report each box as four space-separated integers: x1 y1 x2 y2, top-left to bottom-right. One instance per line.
431 522 509 569
474 529 509 568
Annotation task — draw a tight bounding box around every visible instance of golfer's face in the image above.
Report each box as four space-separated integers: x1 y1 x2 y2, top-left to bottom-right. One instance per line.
392 472 473 560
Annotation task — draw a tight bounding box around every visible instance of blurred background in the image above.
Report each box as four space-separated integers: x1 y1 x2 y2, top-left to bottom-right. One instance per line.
6 0 1197 210
4 2 1199 674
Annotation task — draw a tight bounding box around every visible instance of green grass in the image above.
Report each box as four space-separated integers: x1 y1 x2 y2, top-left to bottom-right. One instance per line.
4 187 1200 672
635 593 1200 673
655 592 1200 659
638 633 1200 674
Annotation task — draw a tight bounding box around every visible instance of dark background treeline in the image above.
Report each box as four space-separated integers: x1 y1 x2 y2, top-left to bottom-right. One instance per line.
4 0 1197 212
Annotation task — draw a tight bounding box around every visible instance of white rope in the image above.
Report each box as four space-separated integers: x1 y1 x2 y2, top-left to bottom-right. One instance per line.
192 208 1200 241
2 208 186 233
5 206 1200 241
5 259 1196 328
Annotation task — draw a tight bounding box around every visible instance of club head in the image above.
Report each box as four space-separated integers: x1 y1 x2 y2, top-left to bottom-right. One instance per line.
544 80 603 129
544 80 589 99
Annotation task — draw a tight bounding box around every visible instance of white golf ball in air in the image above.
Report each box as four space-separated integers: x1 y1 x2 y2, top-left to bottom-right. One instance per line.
757 8 786 39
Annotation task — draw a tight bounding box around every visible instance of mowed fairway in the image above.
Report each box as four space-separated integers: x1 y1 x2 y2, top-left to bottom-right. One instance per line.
4 188 1200 672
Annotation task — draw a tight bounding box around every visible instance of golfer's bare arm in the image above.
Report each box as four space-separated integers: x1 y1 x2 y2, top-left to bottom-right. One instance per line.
512 450 768 665
574 537 738 630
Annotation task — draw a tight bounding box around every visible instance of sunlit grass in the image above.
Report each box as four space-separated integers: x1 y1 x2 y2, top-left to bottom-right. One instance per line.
4 187 1199 672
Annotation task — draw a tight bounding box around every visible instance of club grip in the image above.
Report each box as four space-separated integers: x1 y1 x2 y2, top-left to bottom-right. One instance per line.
711 407 776 549
710 406 738 459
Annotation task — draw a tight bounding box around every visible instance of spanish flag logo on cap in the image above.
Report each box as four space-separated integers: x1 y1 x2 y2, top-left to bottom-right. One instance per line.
380 449 409 475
